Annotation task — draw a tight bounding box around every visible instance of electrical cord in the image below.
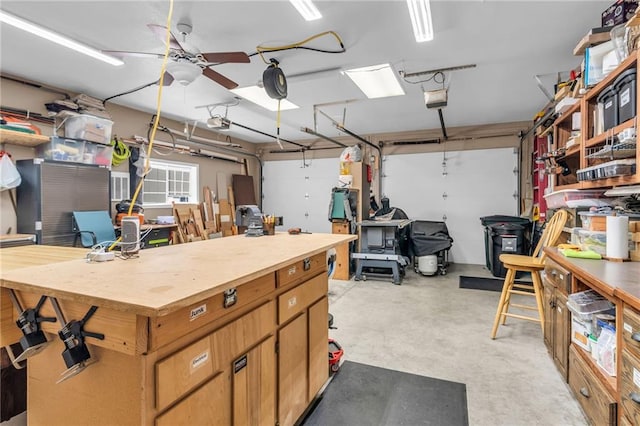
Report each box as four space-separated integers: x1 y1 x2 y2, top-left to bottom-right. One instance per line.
108 0 174 251
111 137 131 166
402 70 446 85
254 30 345 65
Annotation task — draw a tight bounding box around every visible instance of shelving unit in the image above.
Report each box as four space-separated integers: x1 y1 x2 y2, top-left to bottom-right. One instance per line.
0 128 50 147
551 49 640 191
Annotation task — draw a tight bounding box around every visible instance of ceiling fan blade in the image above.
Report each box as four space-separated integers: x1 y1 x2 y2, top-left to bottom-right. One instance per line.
147 24 184 51
201 52 250 64
203 68 238 90
102 50 165 59
161 71 174 86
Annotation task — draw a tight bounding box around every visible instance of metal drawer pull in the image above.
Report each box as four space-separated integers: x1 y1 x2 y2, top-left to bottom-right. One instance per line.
303 257 311 271
579 387 590 398
632 332 640 342
630 392 640 404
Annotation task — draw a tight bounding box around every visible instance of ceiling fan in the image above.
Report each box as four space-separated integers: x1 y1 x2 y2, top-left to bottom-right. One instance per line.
103 22 250 89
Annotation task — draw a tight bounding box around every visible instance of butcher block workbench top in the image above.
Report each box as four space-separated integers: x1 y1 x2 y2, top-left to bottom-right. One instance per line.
0 233 355 317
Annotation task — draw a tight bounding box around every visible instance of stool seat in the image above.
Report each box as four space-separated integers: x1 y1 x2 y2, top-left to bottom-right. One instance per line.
491 210 568 339
499 254 543 270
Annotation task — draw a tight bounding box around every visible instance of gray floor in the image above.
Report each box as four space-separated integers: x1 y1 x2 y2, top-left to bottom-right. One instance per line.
328 263 588 426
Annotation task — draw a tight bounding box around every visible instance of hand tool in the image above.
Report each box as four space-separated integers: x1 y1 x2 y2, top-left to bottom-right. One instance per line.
288 227 312 234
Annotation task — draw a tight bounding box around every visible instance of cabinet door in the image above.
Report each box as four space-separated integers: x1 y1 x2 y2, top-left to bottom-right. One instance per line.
308 297 329 401
543 282 553 350
155 372 231 426
233 336 276 426
553 291 570 381
278 313 308 426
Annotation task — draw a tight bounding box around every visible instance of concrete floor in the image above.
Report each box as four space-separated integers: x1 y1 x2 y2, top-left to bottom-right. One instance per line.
327 263 588 426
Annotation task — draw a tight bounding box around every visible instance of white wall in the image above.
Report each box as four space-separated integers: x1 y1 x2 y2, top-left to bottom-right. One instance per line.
263 147 518 265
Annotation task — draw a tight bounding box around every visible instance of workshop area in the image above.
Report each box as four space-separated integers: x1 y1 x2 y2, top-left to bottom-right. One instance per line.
2 1 640 425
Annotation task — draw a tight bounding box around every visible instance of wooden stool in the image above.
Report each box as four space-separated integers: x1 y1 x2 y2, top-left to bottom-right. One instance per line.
491 210 568 339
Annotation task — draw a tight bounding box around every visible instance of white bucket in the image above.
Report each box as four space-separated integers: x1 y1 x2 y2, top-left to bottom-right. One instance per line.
417 255 438 275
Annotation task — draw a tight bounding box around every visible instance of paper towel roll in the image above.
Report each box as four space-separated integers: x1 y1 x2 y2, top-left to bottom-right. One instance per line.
606 216 629 259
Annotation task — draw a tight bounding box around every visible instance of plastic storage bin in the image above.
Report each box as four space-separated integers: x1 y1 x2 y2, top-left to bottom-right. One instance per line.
576 229 607 255
597 85 618 131
38 137 85 163
64 114 113 145
543 189 610 208
567 289 614 321
614 68 637 124
82 142 113 168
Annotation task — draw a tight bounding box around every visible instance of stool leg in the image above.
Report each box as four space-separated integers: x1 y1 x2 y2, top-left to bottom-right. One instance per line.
491 268 515 339
500 268 516 326
532 271 545 333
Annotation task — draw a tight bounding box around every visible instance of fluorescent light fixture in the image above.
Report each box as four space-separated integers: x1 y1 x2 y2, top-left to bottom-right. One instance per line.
343 64 405 99
406 0 434 42
289 0 322 21
0 10 124 66
231 86 299 111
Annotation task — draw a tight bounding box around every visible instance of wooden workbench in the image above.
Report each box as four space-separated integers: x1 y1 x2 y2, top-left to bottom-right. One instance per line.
0 233 355 426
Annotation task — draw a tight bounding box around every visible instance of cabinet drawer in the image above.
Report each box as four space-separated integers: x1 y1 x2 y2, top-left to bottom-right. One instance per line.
155 301 276 411
568 346 617 426
156 372 231 426
277 252 326 288
278 273 327 324
623 305 640 358
544 258 571 294
151 273 275 349
620 348 640 425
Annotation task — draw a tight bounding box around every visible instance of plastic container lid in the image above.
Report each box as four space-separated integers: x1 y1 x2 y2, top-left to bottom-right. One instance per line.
614 68 637 88
597 84 617 103
567 289 614 321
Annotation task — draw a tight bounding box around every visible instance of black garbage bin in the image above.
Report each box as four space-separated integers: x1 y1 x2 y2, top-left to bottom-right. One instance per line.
489 223 527 278
479 215 531 275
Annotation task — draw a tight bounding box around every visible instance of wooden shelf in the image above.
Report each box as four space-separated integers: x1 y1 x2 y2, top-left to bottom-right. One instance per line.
585 118 637 148
0 129 50 147
585 50 638 101
553 101 582 127
554 182 582 190
565 144 581 157
580 174 640 189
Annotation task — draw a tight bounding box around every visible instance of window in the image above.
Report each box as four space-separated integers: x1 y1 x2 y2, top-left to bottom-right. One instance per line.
110 171 130 201
142 159 199 206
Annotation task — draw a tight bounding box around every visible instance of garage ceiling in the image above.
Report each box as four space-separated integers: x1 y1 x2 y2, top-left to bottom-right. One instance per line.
0 1 609 144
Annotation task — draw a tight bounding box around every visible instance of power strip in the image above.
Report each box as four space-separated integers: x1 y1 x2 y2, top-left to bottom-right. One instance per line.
88 251 115 262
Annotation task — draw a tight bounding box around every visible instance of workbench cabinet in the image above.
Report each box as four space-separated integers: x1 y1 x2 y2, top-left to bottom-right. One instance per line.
0 234 354 426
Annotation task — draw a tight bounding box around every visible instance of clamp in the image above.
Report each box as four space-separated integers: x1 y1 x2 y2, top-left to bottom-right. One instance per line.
6 291 56 364
49 297 104 383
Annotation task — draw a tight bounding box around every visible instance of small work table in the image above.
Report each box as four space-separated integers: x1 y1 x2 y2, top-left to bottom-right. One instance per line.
353 219 412 284
0 232 355 426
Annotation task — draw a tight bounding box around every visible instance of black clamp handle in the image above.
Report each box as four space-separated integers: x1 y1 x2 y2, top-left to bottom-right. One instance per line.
59 306 105 343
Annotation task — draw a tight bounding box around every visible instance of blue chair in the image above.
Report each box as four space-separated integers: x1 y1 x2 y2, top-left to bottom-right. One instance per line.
72 211 117 248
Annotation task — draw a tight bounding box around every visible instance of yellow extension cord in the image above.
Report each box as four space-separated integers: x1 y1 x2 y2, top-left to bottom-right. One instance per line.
108 0 174 251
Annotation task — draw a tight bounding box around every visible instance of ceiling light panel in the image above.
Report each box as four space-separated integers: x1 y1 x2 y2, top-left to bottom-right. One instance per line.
407 0 434 42
0 10 124 66
230 86 299 111
289 0 322 21
344 64 405 99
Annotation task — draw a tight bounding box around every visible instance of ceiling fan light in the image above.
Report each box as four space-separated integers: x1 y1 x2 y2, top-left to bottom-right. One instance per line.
166 61 201 85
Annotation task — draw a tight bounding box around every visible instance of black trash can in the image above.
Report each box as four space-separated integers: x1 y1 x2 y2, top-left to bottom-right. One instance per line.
489 223 526 278
479 215 531 274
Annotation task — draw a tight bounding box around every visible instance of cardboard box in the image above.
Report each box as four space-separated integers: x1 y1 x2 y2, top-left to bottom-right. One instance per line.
572 316 593 352
602 0 639 27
